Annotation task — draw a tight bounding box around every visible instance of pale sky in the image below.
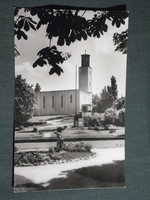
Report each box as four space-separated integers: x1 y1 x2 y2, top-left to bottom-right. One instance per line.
15 9 128 98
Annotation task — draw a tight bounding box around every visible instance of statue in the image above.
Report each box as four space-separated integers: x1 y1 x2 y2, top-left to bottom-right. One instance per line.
54 127 64 152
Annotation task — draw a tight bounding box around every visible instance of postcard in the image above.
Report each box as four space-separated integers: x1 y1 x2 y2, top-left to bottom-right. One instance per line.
14 5 129 192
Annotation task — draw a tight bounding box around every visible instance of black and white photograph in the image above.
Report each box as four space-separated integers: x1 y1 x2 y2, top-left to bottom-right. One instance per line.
13 6 129 192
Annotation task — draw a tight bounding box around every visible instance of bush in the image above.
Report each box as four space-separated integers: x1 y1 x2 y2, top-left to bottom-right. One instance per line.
109 129 116 133
49 148 54 153
94 126 100 131
115 108 125 126
32 127 38 132
63 142 92 152
83 116 102 127
102 108 117 129
14 151 45 166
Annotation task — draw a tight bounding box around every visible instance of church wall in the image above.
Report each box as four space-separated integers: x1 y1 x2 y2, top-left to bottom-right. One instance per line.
34 53 93 116
34 90 80 116
79 91 92 111
79 66 92 92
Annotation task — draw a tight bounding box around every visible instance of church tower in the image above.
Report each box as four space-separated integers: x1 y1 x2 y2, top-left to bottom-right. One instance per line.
79 52 92 92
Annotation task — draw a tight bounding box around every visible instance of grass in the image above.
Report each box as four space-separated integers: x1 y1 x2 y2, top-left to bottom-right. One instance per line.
15 127 125 142
15 114 125 142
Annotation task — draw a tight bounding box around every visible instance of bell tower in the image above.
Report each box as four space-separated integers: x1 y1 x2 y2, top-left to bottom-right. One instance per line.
79 52 92 92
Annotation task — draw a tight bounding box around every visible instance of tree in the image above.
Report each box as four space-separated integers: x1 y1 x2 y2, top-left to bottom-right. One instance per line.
107 76 118 100
14 7 128 75
92 76 118 113
15 75 36 127
113 29 128 54
114 96 125 110
92 94 100 112
34 83 41 93
99 86 114 113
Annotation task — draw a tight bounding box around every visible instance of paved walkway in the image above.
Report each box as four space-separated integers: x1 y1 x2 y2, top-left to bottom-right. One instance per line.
14 147 125 186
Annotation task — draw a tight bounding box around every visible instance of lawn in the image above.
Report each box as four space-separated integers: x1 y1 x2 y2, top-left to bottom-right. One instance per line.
15 115 125 142
15 127 125 141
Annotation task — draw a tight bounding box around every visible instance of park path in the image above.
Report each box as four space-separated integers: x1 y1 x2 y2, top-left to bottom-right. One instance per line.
14 147 124 186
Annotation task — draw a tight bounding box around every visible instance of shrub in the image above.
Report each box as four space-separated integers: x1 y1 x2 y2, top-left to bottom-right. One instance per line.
39 130 43 135
84 144 92 152
115 108 125 126
109 129 116 133
33 127 38 132
14 151 45 166
102 108 117 129
94 126 100 131
49 148 54 153
63 142 92 152
83 116 102 127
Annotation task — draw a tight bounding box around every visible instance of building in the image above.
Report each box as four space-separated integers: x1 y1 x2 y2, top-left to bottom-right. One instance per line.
34 53 92 116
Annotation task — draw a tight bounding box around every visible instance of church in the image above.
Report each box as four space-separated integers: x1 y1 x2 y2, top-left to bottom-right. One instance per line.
34 53 92 116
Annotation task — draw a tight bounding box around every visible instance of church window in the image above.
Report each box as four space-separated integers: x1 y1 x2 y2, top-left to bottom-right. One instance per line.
70 94 72 103
52 96 54 108
83 57 86 66
61 95 63 108
43 96 45 109
86 57 88 66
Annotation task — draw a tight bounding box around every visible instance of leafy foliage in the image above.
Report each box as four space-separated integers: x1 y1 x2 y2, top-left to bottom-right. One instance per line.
92 76 118 113
63 142 92 152
34 83 41 93
14 14 37 40
15 75 36 127
14 7 129 75
107 76 118 100
14 45 20 57
113 29 128 54
103 108 118 128
33 46 71 76
114 97 125 110
99 86 114 113
83 115 102 127
116 108 125 126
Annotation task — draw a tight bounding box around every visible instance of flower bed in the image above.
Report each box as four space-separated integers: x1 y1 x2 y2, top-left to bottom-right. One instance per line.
14 142 95 167
14 151 96 167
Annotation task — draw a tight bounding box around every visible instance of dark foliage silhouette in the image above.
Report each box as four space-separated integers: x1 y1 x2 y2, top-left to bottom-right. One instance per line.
14 7 128 75
15 75 35 126
113 29 128 54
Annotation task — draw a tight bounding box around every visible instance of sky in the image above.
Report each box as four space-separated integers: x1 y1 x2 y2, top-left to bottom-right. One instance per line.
15 9 129 98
